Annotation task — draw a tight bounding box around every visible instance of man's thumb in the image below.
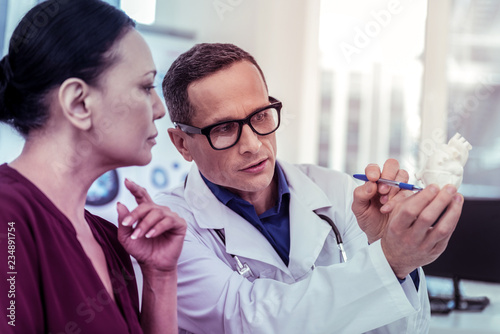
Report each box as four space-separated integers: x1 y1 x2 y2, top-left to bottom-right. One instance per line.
352 182 377 214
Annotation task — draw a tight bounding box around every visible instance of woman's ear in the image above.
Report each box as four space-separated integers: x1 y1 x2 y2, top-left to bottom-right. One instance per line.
168 128 194 162
58 78 92 131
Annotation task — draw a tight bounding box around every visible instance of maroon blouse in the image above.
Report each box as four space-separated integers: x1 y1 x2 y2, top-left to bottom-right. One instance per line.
0 164 143 333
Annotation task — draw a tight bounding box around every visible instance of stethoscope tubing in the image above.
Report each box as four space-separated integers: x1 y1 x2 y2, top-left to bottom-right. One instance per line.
315 213 348 263
214 212 347 278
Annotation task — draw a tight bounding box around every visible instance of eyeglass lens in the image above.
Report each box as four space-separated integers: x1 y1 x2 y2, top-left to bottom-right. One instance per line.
209 107 279 149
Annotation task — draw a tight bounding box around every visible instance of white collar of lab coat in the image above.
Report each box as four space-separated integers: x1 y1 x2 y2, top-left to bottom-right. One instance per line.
280 161 336 277
183 160 335 275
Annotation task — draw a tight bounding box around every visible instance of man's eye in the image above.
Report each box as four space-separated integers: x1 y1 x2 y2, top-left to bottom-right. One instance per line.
254 113 266 121
253 110 271 122
212 123 237 135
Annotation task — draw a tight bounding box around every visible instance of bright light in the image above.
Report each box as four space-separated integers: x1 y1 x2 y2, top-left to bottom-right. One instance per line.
121 0 157 25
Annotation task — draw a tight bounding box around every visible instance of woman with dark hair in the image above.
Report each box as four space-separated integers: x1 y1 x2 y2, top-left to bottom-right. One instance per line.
0 1 186 333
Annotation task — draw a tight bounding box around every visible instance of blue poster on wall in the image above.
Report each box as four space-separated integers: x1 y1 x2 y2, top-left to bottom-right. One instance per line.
86 169 120 206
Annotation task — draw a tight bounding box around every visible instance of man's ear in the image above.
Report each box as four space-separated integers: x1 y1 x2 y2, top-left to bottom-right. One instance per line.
168 128 194 162
58 78 92 131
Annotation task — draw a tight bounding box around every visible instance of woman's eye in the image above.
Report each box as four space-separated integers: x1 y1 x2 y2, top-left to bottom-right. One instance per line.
144 85 156 93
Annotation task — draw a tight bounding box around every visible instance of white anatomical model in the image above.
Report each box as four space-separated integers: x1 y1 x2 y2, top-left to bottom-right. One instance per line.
416 133 472 189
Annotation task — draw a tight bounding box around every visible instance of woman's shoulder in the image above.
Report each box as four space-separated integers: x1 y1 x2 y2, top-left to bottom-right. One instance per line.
0 164 37 212
0 164 67 222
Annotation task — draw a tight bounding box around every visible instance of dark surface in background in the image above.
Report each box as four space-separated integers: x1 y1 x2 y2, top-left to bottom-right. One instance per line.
424 199 500 283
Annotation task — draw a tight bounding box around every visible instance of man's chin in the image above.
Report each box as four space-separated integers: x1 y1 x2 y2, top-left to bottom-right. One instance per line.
229 174 275 194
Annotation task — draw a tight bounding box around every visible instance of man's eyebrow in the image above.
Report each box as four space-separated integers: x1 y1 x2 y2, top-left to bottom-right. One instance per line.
207 115 239 124
206 102 271 125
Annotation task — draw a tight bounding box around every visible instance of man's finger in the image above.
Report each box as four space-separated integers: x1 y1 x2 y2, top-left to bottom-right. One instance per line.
388 184 440 230
384 168 410 201
380 159 400 180
417 191 463 242
413 186 458 229
364 163 382 182
379 159 401 196
352 181 377 216
380 189 413 214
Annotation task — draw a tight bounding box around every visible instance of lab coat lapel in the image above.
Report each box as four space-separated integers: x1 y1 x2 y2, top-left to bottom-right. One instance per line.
184 164 290 274
279 161 334 278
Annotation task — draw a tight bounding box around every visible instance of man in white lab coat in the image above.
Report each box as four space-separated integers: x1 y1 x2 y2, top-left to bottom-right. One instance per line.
158 43 463 333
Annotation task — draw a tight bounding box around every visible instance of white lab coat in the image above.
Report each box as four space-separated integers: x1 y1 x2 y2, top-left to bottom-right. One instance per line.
157 161 430 334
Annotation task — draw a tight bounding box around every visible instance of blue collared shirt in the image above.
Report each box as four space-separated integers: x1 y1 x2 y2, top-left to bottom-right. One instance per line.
201 163 291 265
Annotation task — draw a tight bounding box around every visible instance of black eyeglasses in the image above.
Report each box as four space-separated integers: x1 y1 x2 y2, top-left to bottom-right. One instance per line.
174 97 282 150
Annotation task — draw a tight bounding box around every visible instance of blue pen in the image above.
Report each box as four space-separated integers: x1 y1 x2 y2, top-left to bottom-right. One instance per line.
353 174 423 192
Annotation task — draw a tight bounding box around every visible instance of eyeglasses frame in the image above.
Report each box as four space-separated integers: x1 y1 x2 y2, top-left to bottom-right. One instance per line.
174 96 282 150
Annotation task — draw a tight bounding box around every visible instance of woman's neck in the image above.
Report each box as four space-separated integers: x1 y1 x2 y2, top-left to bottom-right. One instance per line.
9 136 104 225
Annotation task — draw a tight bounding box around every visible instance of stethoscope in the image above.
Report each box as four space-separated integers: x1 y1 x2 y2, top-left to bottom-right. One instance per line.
183 176 347 278
314 212 348 263
214 212 347 279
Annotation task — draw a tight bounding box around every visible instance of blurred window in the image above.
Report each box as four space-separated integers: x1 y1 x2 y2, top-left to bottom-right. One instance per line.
120 0 157 25
0 0 6 54
318 0 427 181
446 0 500 198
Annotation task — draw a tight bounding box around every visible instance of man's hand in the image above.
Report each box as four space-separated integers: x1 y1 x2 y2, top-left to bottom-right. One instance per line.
352 159 411 243
117 179 187 273
352 159 463 279
381 184 463 278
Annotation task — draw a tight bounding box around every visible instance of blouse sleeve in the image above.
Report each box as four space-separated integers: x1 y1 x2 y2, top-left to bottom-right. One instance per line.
0 194 44 333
